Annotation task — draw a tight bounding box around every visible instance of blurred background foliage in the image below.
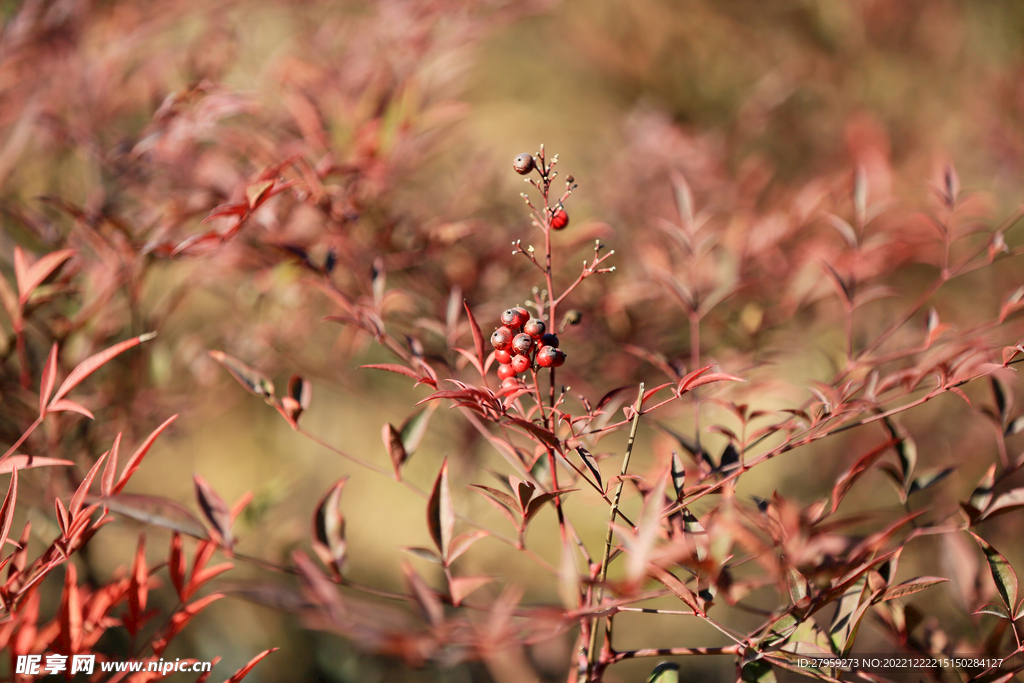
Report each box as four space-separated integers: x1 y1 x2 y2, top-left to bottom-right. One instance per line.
3 0 1024 681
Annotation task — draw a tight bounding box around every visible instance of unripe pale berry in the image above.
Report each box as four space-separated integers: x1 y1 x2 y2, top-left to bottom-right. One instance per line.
523 318 546 339
511 354 531 373
537 346 566 368
501 308 526 329
497 363 517 380
513 153 535 175
494 349 512 364
551 208 569 230
512 333 534 355
491 326 514 350
539 333 559 348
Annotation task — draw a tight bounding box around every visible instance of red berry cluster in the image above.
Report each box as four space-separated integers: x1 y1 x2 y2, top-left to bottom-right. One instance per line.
490 306 565 388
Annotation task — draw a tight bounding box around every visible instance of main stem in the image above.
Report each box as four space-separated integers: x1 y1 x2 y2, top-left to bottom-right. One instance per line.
585 383 645 681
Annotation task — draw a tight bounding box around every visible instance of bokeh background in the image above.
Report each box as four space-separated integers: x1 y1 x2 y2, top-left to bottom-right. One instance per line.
4 0 1024 681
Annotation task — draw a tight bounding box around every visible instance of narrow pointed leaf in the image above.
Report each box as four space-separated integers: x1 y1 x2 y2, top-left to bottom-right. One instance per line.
880 576 949 601
194 474 234 550
399 405 435 457
101 433 121 497
115 415 178 493
39 343 57 416
450 575 494 606
226 648 278 683
382 424 408 479
647 662 680 683
97 494 208 537
47 399 94 419
70 451 107 517
979 487 1024 521
670 451 686 499
312 478 347 577
525 489 577 524
51 332 156 404
0 469 17 553
464 301 485 372
971 464 997 512
470 485 519 526
208 350 274 398
427 458 454 560
576 446 602 488
16 248 75 305
0 455 74 474
402 561 443 626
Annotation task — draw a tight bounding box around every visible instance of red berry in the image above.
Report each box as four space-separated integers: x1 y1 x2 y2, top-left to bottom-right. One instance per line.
494 349 512 364
512 333 534 355
497 363 516 380
537 346 565 368
491 327 513 350
550 208 569 230
513 153 535 175
501 376 521 389
539 333 559 348
523 318 546 339
500 308 525 329
512 306 529 324
511 354 530 373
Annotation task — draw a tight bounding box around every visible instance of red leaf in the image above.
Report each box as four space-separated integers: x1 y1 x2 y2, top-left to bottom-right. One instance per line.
226 648 279 683
115 415 178 493
54 497 69 536
70 451 107 517
382 423 408 479
194 474 234 551
208 351 274 398
311 479 347 580
679 366 745 393
0 455 73 474
47 399 94 419
359 363 422 382
0 469 17 555
427 458 454 561
101 433 122 497
127 535 148 635
15 248 75 306
449 575 494 606
98 493 208 538
402 561 444 626
170 533 187 601
464 301 486 373
230 491 253 524
51 332 157 404
60 561 82 654
39 343 57 416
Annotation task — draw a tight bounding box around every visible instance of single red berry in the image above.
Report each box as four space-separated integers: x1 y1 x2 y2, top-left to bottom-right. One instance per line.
512 333 534 355
491 326 514 350
500 308 525 329
523 318 546 339
497 363 517 380
512 306 529 323
501 376 521 390
494 349 512 364
513 153 535 175
550 208 569 230
539 333 559 348
537 346 566 368
511 354 531 373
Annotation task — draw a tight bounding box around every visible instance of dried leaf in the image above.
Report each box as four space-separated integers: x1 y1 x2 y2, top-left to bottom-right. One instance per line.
208 350 274 398
51 332 156 404
427 458 454 560
194 474 234 550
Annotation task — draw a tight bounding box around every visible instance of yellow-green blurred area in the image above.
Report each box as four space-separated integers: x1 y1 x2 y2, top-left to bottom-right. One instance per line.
4 0 1024 681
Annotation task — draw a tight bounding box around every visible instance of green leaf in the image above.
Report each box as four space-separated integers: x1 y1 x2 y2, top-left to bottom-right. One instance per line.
399 404 436 457
208 350 274 398
741 659 777 683
970 532 1018 611
647 662 679 683
908 467 954 495
974 602 1011 618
